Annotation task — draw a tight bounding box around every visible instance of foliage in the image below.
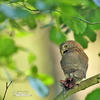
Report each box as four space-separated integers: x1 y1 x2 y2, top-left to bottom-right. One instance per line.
28 53 36 64
0 0 100 47
0 36 18 57
85 88 100 100
50 26 66 45
0 0 100 99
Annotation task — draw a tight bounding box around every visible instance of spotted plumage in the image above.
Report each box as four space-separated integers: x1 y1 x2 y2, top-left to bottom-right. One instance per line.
60 40 88 83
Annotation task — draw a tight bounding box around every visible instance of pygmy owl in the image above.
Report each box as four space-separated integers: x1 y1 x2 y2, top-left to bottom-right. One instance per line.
60 40 88 87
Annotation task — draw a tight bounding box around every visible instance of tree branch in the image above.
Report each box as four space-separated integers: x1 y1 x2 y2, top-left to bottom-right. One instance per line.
74 17 100 25
2 81 13 100
54 73 100 100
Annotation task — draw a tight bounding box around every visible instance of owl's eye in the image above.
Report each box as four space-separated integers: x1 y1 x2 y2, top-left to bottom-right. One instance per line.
64 45 68 48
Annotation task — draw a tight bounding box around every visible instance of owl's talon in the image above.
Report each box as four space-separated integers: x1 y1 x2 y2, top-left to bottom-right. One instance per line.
60 78 75 90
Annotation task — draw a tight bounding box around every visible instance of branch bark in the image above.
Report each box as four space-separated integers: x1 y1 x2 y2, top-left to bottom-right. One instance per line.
54 73 100 100
2 81 12 100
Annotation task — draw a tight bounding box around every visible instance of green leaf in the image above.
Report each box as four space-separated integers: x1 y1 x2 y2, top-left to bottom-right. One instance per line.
9 19 24 30
61 5 87 34
15 29 30 37
85 88 100 100
72 18 87 34
84 26 97 42
0 12 6 22
25 69 31 76
0 4 30 19
74 34 88 48
50 26 66 45
28 53 36 64
59 0 83 5
61 5 78 19
0 36 18 57
31 65 38 74
98 53 100 56
37 74 54 86
25 65 38 77
20 15 37 29
63 17 87 35
26 0 35 6
89 8 100 30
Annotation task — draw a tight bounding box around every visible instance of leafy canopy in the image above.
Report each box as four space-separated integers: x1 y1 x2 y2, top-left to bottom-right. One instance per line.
0 0 100 47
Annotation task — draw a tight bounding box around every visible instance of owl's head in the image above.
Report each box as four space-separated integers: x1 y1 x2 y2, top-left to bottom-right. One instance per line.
60 40 83 55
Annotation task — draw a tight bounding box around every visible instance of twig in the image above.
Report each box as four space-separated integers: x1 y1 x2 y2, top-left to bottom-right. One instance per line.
74 17 100 25
2 81 13 100
54 73 100 100
23 2 40 14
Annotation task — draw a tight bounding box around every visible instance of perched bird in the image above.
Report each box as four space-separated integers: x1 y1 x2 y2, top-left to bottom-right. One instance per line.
60 40 88 89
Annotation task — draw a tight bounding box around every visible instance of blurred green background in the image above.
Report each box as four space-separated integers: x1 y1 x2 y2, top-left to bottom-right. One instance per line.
0 0 100 100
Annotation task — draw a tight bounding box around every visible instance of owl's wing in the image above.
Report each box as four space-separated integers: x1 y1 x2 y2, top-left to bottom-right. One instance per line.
60 48 88 75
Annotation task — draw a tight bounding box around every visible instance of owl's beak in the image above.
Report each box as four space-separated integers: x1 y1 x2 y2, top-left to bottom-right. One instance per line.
63 49 68 54
61 49 68 55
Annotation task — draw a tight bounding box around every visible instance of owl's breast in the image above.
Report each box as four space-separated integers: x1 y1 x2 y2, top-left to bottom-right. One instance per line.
60 49 88 75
